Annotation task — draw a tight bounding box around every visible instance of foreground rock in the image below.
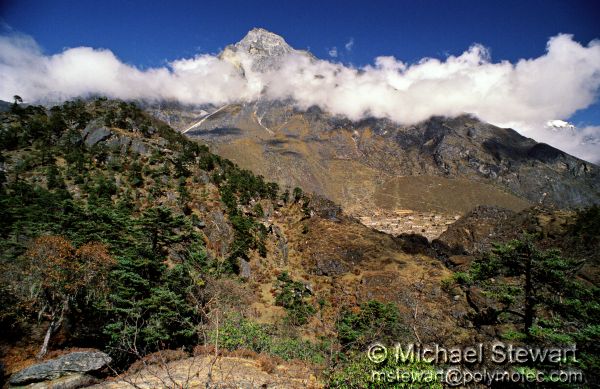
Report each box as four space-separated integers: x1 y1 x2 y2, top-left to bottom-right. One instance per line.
9 351 111 388
89 355 320 389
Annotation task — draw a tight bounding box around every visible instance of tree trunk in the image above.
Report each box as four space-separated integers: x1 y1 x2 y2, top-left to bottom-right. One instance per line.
152 228 158 255
37 303 66 359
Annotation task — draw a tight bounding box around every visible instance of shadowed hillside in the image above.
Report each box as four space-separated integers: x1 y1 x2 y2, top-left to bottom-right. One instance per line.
151 101 598 230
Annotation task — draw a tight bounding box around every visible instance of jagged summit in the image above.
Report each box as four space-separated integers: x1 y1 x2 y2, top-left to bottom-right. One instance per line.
220 28 309 73
235 28 292 56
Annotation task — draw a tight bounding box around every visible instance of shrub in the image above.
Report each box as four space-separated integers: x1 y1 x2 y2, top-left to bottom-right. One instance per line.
337 300 408 351
274 272 315 325
208 314 327 363
451 271 472 285
292 187 303 202
328 352 442 389
209 314 271 353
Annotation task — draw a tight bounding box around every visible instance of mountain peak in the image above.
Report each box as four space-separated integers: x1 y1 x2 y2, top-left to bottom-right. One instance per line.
238 28 289 47
220 28 294 73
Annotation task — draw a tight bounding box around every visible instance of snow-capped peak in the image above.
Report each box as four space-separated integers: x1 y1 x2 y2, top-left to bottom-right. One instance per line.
220 28 294 73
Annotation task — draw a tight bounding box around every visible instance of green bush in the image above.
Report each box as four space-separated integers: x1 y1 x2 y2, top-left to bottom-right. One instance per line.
328 352 442 389
337 300 408 351
451 271 472 285
209 313 271 353
209 314 327 363
274 272 315 325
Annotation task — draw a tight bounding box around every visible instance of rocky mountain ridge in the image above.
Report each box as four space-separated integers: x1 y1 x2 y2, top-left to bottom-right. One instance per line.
147 29 599 238
150 100 598 216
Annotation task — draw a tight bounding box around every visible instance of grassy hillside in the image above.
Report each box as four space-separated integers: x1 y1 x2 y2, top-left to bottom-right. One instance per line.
0 99 311 368
0 99 458 384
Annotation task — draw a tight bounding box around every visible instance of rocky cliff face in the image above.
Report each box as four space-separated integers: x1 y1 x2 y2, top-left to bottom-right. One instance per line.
219 28 298 73
149 100 598 213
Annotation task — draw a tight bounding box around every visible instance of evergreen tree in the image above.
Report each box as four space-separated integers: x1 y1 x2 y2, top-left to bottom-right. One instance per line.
469 235 582 337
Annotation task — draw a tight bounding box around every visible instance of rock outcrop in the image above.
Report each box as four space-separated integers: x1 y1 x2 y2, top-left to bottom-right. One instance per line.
9 351 111 387
81 122 154 156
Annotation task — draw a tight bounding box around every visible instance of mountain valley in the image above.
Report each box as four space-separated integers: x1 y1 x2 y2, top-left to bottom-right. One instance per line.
0 28 599 389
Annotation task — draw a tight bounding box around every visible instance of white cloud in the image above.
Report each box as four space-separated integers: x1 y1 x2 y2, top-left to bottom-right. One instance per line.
328 47 338 58
528 124 600 164
345 38 354 51
1 32 600 162
546 119 575 130
0 32 251 106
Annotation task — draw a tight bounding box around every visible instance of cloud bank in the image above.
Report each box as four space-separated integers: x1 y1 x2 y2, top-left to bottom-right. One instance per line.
1 32 599 162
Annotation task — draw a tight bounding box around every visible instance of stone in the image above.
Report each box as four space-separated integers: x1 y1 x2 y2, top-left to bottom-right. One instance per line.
10 373 99 389
277 238 289 265
309 195 342 221
9 351 111 386
83 126 112 147
104 135 132 152
205 210 234 255
130 139 150 155
448 255 474 268
314 258 349 276
196 171 210 184
302 282 314 295
239 258 251 279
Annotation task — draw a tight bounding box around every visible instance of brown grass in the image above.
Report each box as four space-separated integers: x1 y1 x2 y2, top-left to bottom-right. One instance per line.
127 349 188 373
256 353 277 374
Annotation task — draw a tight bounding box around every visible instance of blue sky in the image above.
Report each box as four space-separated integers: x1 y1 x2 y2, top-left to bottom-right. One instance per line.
2 0 599 66
1 0 600 135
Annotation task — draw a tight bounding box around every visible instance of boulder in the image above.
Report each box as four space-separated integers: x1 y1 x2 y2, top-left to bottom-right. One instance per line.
435 206 517 255
447 255 475 268
239 258 251 279
277 238 289 265
104 134 132 152
83 125 112 147
9 351 111 386
204 210 234 255
10 373 99 389
466 286 501 325
309 195 342 221
130 139 150 155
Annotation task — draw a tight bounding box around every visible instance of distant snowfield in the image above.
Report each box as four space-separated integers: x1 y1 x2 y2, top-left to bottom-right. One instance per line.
1 29 599 162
